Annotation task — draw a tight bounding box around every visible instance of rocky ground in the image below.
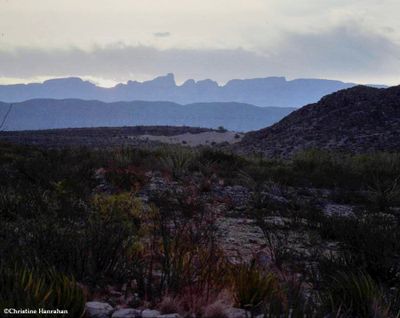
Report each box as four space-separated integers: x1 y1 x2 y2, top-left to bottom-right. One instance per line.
85 168 354 318
85 301 251 318
138 131 243 147
2 137 399 316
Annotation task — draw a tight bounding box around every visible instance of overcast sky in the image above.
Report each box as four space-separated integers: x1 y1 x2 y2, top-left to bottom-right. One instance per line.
0 0 399 86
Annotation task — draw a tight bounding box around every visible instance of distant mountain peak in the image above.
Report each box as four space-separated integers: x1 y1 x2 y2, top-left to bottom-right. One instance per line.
0 74 388 107
181 79 196 87
147 73 176 87
43 77 84 83
196 79 219 88
225 76 287 85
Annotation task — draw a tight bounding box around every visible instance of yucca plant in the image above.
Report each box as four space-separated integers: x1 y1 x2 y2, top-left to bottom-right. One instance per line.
231 262 280 313
262 275 315 318
0 265 86 317
319 271 393 317
159 147 194 179
366 176 400 213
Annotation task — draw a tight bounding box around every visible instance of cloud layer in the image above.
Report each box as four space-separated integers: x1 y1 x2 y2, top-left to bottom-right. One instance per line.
1 24 399 85
0 0 399 85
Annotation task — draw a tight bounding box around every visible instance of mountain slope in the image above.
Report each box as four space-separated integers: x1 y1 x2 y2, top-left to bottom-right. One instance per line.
0 99 294 132
0 74 383 107
240 85 400 156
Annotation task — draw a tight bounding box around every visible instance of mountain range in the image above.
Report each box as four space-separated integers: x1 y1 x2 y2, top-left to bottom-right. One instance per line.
240 85 400 156
0 99 294 132
0 74 384 107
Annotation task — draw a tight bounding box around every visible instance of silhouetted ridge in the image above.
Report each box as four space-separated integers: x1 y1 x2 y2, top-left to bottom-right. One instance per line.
0 74 385 107
0 99 294 132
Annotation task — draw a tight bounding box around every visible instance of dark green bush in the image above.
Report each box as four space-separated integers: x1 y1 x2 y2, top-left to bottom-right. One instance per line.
231 262 280 312
0 189 142 283
0 265 85 317
318 271 398 318
318 213 400 283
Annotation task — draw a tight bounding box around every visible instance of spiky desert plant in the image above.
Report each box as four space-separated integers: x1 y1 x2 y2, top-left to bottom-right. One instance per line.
366 175 400 213
203 300 229 318
231 261 280 312
319 271 393 317
0 265 86 317
158 296 180 314
159 147 194 179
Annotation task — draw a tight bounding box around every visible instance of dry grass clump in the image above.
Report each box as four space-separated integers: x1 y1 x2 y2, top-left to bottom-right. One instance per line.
202 300 230 318
158 296 180 314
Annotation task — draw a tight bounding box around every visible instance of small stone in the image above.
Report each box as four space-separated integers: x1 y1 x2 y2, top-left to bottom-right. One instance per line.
85 301 114 318
112 308 141 318
157 314 181 318
141 309 162 318
226 308 249 318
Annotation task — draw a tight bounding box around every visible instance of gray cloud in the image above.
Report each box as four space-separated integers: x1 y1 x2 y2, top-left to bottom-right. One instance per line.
153 32 171 38
0 24 399 85
274 23 400 80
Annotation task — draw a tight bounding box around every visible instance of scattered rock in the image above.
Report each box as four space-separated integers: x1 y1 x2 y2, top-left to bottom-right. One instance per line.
85 301 114 318
323 203 354 217
112 309 141 318
226 307 249 318
156 314 181 318
216 185 250 207
217 217 267 263
141 309 162 318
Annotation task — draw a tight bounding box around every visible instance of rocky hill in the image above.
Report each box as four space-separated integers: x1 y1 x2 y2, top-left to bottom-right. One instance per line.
239 85 400 157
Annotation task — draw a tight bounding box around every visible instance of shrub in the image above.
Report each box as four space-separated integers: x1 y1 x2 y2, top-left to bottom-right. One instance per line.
203 301 229 318
104 165 149 192
158 296 180 314
0 190 142 283
319 272 393 317
86 193 142 281
159 147 194 179
318 212 400 283
365 176 400 213
231 262 280 312
197 148 247 182
138 188 227 303
0 265 86 317
292 149 352 188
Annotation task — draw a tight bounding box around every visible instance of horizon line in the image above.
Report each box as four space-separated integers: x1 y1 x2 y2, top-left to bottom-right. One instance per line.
0 73 389 89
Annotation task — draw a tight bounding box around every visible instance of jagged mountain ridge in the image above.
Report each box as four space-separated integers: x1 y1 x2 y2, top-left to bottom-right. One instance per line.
0 99 294 132
0 74 383 107
240 85 400 156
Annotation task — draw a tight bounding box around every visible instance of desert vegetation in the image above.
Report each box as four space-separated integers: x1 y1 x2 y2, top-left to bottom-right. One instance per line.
1 141 400 317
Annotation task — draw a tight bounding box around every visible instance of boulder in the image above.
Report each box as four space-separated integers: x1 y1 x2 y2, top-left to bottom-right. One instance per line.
226 308 249 318
157 314 181 318
141 309 161 318
112 308 141 318
85 301 114 318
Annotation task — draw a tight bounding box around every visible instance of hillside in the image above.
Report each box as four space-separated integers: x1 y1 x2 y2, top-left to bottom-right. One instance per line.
0 74 379 107
240 85 400 156
0 99 294 132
